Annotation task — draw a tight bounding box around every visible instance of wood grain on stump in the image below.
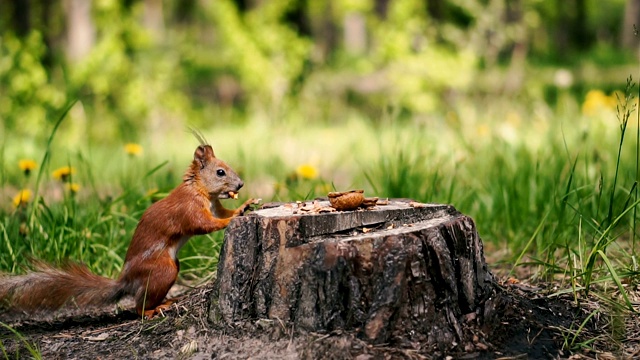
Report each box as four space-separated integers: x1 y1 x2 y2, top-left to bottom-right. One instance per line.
210 199 495 347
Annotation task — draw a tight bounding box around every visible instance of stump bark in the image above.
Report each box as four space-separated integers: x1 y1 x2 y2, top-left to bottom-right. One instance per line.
210 199 495 347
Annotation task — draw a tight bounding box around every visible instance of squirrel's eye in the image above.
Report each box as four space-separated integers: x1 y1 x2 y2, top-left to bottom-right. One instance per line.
216 169 226 177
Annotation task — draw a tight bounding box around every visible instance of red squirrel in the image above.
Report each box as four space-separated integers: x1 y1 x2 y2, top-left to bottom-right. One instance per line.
0 144 258 318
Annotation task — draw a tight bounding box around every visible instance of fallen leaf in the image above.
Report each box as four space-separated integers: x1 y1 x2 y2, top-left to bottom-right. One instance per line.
180 340 198 356
83 333 109 341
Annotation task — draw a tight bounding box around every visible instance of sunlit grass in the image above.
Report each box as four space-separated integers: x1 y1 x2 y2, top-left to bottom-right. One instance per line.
0 91 639 312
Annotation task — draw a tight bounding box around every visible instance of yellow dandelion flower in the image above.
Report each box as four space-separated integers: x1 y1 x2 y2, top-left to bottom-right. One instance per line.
13 189 32 207
582 90 616 116
476 124 490 137
296 164 319 180
52 166 76 182
65 183 80 193
18 159 37 176
124 143 143 156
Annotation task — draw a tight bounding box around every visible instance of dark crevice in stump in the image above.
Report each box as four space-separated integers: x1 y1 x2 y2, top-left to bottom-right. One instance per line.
210 199 496 350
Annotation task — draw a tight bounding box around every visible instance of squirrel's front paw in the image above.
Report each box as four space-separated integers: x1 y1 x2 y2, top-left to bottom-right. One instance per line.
240 198 262 215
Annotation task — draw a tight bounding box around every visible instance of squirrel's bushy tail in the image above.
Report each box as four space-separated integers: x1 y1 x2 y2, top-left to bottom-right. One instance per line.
0 261 123 313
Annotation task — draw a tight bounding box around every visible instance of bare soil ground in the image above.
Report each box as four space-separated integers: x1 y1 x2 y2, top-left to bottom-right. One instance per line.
2 277 636 360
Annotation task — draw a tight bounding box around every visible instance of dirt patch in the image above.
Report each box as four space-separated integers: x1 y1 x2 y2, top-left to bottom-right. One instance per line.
0 281 631 359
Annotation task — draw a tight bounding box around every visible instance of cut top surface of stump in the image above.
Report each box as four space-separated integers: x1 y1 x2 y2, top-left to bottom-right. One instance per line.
253 199 457 241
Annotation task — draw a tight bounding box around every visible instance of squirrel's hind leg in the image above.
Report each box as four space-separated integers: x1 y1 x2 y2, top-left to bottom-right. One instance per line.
134 256 178 318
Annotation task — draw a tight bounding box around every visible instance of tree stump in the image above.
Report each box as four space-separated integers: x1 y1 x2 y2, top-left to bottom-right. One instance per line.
210 199 495 348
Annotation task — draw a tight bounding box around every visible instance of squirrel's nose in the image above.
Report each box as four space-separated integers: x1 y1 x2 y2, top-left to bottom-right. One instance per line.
236 181 244 190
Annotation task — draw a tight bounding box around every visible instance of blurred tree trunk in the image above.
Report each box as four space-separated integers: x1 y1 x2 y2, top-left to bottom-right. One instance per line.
374 0 390 19
344 12 366 55
623 0 640 49
309 0 338 61
143 0 165 41
40 0 58 68
174 0 197 23
231 0 262 12
554 0 570 59
426 0 444 22
64 0 95 62
11 0 31 37
572 0 589 50
322 2 338 57
503 0 527 93
283 0 311 37
555 0 592 57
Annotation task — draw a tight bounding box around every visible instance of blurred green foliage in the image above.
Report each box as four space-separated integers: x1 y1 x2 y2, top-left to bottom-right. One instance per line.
0 32 66 135
0 0 634 143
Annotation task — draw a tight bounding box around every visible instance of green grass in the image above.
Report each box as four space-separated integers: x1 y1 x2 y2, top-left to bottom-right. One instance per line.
1 86 639 316
0 322 41 359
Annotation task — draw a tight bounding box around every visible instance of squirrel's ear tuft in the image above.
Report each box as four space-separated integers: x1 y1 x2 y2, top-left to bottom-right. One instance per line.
194 145 215 169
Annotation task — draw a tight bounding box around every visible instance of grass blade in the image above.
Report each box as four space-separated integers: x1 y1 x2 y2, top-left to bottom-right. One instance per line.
510 209 550 276
597 250 635 312
144 160 169 179
569 308 599 348
29 100 77 227
0 322 42 359
583 198 640 294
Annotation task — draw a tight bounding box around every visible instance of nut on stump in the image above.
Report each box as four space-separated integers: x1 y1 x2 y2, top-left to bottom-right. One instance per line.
328 190 365 211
